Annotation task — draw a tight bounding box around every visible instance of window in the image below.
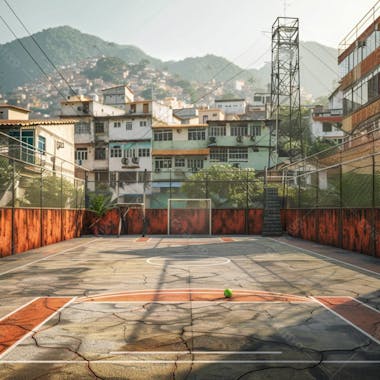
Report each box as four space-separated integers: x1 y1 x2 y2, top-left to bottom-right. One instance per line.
75 148 88 161
154 129 172 141
110 145 122 158
209 126 226 136
138 148 150 157
322 123 332 132
175 157 185 167
229 147 248 161
119 171 137 183
94 171 109 183
202 115 209 123
250 125 261 136
143 103 149 113
125 148 137 158
130 104 136 113
140 121 147 127
126 122 132 130
95 147 106 160
212 113 217 117
210 147 228 162
230 125 248 136
187 158 204 169
154 156 172 169
38 136 46 155
113 121 121 128
95 122 105 134
138 171 151 183
75 122 90 134
188 128 206 140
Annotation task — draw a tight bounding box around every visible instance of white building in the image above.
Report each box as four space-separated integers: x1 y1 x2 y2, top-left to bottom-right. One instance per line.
214 98 247 116
0 104 76 177
102 85 134 109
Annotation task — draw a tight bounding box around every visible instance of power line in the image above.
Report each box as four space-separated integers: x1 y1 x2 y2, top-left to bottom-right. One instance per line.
192 47 271 105
0 13 69 101
301 42 339 77
3 0 77 95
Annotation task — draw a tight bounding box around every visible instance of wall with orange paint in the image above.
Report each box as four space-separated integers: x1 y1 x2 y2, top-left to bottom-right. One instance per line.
0 208 86 257
285 208 379 257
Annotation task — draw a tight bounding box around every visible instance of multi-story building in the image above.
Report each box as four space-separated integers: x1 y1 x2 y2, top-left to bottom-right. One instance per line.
207 119 270 170
338 2 380 134
60 91 176 203
214 98 247 117
0 104 76 177
198 108 225 124
150 119 271 207
102 85 134 108
310 89 345 144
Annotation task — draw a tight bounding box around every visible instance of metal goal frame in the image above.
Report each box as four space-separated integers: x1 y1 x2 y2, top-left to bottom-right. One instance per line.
167 198 212 235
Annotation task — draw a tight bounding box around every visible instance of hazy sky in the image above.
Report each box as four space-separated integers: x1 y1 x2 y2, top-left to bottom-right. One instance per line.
0 0 376 68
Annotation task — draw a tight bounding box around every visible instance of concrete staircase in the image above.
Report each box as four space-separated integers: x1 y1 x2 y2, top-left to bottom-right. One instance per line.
262 187 283 236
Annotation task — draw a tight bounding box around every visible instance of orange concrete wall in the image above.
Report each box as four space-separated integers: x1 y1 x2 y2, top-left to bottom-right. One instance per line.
0 208 86 257
285 208 379 257
87 208 265 236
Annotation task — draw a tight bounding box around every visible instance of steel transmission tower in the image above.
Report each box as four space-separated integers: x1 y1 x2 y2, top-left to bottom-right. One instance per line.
269 17 302 166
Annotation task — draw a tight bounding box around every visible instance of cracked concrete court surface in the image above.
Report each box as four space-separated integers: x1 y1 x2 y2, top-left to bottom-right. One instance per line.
0 235 379 379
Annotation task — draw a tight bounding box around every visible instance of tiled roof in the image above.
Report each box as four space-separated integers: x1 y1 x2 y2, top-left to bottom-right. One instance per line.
0 119 78 126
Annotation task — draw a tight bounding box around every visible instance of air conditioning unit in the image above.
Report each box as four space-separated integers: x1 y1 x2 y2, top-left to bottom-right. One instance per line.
121 157 129 165
236 135 243 143
250 135 256 141
191 167 198 173
155 167 161 173
132 156 139 164
252 145 259 152
76 159 82 166
232 163 240 168
208 136 216 146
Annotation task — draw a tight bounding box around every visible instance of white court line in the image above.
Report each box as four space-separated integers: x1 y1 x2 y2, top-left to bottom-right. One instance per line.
0 297 40 321
146 257 231 266
0 297 77 360
0 239 97 277
349 297 380 314
268 238 380 277
1 360 379 364
85 301 312 304
109 351 282 355
311 297 380 345
80 288 309 299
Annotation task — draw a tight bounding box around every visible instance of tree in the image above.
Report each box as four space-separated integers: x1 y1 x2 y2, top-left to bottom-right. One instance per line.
21 174 78 208
181 164 264 208
0 157 13 206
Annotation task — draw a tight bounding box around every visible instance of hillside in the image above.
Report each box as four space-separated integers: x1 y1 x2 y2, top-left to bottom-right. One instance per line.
0 26 339 99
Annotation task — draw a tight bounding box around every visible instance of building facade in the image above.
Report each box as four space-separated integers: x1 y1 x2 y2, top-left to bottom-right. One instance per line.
338 3 380 134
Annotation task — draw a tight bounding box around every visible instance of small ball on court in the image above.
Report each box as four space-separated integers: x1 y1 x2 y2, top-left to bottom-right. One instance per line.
224 289 233 298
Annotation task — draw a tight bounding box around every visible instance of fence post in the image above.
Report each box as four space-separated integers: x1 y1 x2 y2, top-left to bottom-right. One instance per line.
245 170 249 234
60 164 64 242
372 154 376 256
339 163 343 248
40 167 43 247
11 159 15 255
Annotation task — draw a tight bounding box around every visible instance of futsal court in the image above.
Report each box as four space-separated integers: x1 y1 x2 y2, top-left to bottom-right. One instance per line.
0 235 379 379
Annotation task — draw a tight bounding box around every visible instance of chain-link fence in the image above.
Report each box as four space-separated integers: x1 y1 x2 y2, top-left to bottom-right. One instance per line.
86 169 268 210
0 133 86 209
283 128 380 209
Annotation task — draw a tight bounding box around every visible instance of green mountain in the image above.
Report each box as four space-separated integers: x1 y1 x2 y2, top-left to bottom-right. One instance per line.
0 26 339 99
